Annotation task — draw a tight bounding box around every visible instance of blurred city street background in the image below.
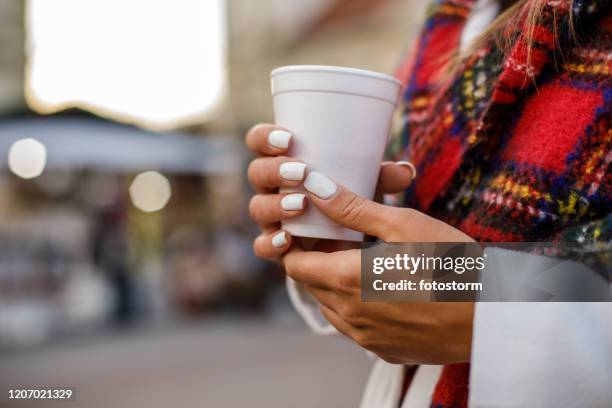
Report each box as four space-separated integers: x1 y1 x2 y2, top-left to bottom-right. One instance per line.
0 1 426 406
0 319 371 407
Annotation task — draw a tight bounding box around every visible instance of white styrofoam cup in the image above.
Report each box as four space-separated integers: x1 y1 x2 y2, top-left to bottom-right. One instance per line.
271 65 402 241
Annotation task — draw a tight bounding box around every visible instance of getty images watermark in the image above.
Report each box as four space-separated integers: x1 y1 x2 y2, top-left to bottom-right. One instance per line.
361 242 612 302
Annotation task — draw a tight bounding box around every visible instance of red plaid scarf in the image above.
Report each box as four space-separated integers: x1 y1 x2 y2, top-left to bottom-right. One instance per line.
393 0 612 406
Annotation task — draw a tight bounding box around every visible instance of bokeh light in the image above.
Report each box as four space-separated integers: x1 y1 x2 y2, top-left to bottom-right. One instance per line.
8 138 47 179
129 171 172 212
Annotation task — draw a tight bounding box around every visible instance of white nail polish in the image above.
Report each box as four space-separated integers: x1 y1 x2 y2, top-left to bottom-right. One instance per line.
281 193 305 211
279 162 306 181
396 161 417 179
304 171 337 199
268 130 292 149
272 231 288 247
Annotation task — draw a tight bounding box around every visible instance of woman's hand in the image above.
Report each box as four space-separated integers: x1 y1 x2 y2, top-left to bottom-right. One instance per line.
245 123 474 364
245 123 415 260
283 171 475 364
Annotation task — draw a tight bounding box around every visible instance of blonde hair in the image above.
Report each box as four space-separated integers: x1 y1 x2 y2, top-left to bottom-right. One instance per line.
446 0 577 78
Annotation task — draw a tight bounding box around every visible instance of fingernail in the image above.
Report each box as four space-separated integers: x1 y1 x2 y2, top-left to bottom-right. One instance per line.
272 231 288 247
396 161 417 179
281 193 305 211
304 171 337 199
279 162 307 181
268 130 292 149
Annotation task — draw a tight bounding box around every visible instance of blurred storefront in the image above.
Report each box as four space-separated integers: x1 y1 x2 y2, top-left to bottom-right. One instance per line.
0 112 268 348
0 3 426 405
0 1 428 406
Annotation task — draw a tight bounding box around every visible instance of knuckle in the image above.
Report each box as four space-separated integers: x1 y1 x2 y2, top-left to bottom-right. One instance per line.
246 123 265 141
248 157 282 188
246 160 258 185
284 263 297 280
252 239 264 259
339 302 360 322
343 308 369 329
245 126 260 152
248 196 259 218
340 194 367 224
335 268 358 291
244 125 255 143
259 157 280 186
352 330 374 349
249 195 277 222
282 254 297 278
265 158 279 180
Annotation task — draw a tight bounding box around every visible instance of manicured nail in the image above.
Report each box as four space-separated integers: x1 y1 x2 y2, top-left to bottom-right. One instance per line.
279 162 306 181
272 231 288 247
281 193 305 211
304 171 337 199
396 161 417 179
268 130 292 149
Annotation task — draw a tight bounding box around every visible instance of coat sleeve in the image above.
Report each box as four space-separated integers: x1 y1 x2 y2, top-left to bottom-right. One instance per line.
469 215 612 407
469 301 612 407
286 278 337 336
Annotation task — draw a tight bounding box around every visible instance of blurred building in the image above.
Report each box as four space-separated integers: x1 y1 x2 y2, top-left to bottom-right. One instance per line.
0 2 432 406
0 0 426 349
224 0 426 129
0 0 26 113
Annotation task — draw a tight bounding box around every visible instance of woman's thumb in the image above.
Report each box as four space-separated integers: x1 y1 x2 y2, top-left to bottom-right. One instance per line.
303 171 397 240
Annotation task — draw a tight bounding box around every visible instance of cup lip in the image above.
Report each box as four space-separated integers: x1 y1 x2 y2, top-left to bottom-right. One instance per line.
271 65 402 87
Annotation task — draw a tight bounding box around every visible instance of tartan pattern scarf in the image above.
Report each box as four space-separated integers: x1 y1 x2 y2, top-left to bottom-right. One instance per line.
391 0 612 406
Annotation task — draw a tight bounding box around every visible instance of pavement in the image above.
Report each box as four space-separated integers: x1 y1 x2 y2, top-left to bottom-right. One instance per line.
0 318 372 408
